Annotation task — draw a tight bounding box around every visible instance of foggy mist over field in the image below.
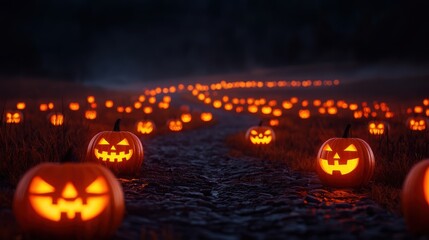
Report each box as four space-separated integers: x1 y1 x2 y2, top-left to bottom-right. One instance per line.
1 1 429 84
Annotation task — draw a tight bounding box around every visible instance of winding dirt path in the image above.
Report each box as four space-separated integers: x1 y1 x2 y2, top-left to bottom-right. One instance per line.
116 109 409 239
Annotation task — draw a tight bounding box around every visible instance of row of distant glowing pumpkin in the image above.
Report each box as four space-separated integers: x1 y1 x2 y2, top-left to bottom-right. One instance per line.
190 87 429 132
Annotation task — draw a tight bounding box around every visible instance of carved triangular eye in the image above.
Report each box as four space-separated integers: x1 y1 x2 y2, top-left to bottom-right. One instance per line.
98 138 110 145
264 130 271 135
323 144 332 151
344 144 357 152
250 130 258 135
85 177 108 194
117 138 129 146
29 177 55 194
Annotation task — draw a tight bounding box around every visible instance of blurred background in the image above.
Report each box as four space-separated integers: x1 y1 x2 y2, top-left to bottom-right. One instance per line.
1 0 429 84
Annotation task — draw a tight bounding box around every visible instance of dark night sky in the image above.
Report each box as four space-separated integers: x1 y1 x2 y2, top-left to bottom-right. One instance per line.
1 0 429 82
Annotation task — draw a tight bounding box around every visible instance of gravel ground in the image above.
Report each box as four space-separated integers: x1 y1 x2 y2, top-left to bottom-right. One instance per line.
116 109 410 240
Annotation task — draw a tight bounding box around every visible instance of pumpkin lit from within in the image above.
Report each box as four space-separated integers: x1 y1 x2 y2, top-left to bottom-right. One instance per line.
5 111 23 124
407 117 427 131
200 112 213 122
13 162 124 239
245 125 275 145
85 110 97 120
167 119 183 132
69 102 80 111
16 102 26 110
368 121 388 135
49 113 64 126
402 159 429 234
86 119 144 175
180 113 192 123
316 125 375 187
136 120 155 135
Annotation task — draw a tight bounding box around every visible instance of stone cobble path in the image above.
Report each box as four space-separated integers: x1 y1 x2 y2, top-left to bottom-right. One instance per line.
116 110 410 239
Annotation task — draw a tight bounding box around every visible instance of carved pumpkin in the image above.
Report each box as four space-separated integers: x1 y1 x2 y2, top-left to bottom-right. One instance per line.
68 102 80 111
85 110 97 120
48 113 64 126
368 121 389 135
86 119 144 175
200 112 213 122
180 113 192 123
13 162 124 239
407 117 427 131
136 120 155 135
4 111 23 124
402 159 429 234
16 102 26 110
245 124 275 145
316 125 375 187
167 119 183 132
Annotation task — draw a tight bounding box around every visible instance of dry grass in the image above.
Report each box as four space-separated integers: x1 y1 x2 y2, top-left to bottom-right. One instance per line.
227 114 429 214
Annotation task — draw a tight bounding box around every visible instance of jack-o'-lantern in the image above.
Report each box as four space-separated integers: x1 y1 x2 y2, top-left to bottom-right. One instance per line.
85 110 97 120
368 121 388 135
245 124 275 145
16 102 26 110
316 125 375 187
105 100 114 108
86 119 144 175
180 113 192 123
167 119 183 132
402 159 429 234
269 119 279 127
407 117 427 131
13 162 124 239
49 113 64 126
299 109 311 119
40 104 49 112
4 111 23 124
200 112 213 122
69 102 80 111
136 120 155 134
143 106 153 114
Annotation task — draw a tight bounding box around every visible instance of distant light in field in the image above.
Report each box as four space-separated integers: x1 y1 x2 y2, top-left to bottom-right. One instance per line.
224 103 233 111
48 102 54 110
327 107 338 115
272 109 282 117
69 102 80 111
299 109 311 119
85 110 97 120
290 97 298 104
138 95 146 102
423 99 429 106
143 106 153 114
148 97 156 104
204 98 211 104
222 96 229 102
125 106 132 113
16 102 26 110
301 100 309 107
134 101 142 109
414 106 424 114
213 100 222 109
313 99 322 107
105 100 114 108
117 106 124 113
39 104 48 111
349 103 358 111
354 111 363 119
90 103 97 109
268 100 277 107
282 101 293 110
87 96 95 103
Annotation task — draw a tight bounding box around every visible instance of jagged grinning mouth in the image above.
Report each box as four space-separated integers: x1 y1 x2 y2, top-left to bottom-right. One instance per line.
369 129 384 135
319 158 359 175
94 149 133 162
250 136 272 144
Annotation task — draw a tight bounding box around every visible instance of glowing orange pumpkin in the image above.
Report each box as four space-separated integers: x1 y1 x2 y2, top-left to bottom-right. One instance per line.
407 117 427 131
200 112 213 122
136 120 155 135
368 121 388 135
245 124 275 145
48 113 64 126
402 159 429 234
86 119 144 175
85 110 97 120
316 125 375 187
167 119 183 132
69 102 80 111
180 113 192 123
13 162 124 239
4 111 23 124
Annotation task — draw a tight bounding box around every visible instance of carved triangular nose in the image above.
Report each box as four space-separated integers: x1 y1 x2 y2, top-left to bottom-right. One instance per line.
62 182 78 198
333 153 340 159
110 146 116 150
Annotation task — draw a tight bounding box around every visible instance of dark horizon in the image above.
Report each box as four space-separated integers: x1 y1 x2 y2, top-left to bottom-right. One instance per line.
1 0 429 82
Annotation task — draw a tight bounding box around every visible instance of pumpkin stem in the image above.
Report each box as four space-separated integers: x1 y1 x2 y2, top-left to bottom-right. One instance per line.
114 119 121 131
342 124 351 138
258 120 263 126
61 148 79 163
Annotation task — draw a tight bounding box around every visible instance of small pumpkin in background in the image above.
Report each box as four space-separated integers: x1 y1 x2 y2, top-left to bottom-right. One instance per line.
48 112 64 126
13 160 124 239
368 120 389 135
402 159 429 234
167 119 183 132
406 116 428 131
316 124 375 188
4 110 23 124
180 113 192 123
200 112 213 122
136 120 156 135
86 119 144 175
245 121 275 145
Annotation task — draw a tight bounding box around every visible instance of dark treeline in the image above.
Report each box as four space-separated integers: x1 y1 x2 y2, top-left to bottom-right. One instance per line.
1 0 428 82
